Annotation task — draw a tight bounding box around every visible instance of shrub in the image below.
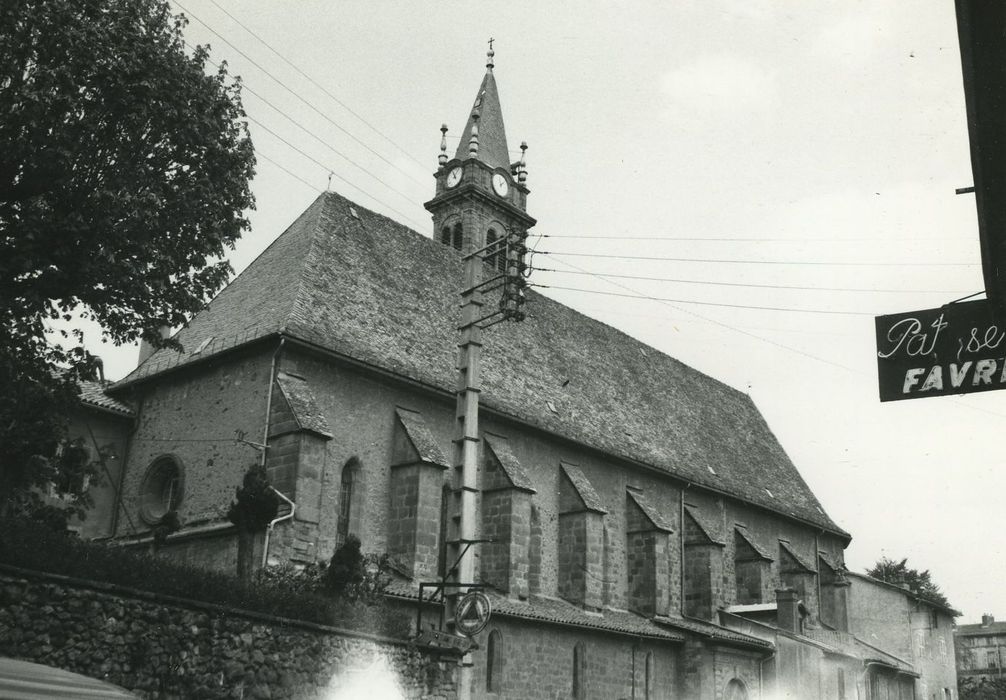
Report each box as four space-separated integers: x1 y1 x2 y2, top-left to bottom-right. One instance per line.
0 517 409 637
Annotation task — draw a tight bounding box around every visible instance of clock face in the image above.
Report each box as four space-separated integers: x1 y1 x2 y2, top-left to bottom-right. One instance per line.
492 173 509 197
446 167 463 188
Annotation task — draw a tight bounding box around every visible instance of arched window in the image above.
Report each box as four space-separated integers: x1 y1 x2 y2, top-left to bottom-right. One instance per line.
644 652 653 700
725 678 749 700
140 455 183 525
486 229 498 270
437 483 451 578
451 223 463 251
572 642 586 699
486 629 503 693
337 457 361 547
440 227 452 246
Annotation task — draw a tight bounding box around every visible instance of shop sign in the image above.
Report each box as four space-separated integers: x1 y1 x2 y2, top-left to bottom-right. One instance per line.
875 299 1006 401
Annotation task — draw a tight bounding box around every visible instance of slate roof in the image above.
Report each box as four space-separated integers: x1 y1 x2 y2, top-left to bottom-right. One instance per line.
652 615 772 649
395 407 449 467
735 527 773 560
387 580 682 642
114 191 847 538
78 380 134 417
453 66 510 171
483 433 535 491
779 541 816 573
627 491 673 532
275 372 332 437
956 620 1006 637
561 462 608 514
685 506 726 546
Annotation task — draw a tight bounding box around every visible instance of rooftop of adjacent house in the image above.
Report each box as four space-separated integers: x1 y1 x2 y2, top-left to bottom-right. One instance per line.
79 379 134 417
847 572 959 617
956 617 1006 637
115 191 848 538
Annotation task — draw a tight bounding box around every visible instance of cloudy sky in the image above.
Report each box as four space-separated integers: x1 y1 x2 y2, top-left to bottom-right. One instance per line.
81 1 1003 621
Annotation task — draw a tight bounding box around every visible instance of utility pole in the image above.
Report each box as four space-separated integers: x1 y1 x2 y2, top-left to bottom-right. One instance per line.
446 207 527 700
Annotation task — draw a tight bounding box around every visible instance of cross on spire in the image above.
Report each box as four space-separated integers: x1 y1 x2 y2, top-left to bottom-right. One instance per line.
486 37 495 70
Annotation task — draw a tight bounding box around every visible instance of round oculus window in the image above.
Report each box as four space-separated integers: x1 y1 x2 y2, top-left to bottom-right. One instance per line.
139 455 184 525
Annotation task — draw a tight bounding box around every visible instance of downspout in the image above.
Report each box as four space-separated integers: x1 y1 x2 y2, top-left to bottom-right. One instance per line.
815 530 823 623
759 650 776 699
262 486 296 567
258 336 289 568
679 483 691 616
261 337 285 467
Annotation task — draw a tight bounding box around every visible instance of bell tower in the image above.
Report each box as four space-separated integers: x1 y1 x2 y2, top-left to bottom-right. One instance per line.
424 43 536 261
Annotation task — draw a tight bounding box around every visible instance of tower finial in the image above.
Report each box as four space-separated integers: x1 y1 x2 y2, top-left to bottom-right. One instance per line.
518 141 528 184
487 37 494 70
439 124 449 167
468 112 480 157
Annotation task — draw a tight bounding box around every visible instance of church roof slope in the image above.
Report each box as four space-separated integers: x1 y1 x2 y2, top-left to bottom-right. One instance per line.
115 191 847 538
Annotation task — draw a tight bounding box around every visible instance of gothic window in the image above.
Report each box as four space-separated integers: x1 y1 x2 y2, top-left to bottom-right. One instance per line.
572 643 586 699
451 223 463 251
140 455 183 525
437 483 451 578
644 652 653 700
486 629 502 693
725 678 749 700
337 457 361 547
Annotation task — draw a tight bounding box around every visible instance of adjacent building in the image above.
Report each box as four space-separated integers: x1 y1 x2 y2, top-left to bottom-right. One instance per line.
72 49 956 699
956 614 1006 684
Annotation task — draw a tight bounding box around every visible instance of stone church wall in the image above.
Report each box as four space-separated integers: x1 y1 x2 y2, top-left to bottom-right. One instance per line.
116 348 275 538
0 568 457 700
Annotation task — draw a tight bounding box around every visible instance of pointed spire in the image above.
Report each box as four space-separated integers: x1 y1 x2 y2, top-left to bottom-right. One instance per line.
454 44 510 170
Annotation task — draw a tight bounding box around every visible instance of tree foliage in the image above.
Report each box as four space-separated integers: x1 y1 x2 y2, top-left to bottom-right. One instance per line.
0 0 255 513
227 464 279 533
866 556 952 609
324 535 392 603
959 676 1006 700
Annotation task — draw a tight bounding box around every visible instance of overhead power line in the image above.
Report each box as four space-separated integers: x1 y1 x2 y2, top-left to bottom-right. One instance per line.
534 265 971 295
531 284 875 316
538 251 977 267
172 0 428 188
201 0 430 172
256 151 324 193
540 254 859 374
193 45 423 210
247 114 428 230
538 234 973 243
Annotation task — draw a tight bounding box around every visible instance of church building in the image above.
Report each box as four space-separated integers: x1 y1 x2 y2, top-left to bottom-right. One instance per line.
90 48 923 699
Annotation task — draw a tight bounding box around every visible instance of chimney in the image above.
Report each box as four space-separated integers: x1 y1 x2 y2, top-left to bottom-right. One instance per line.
777 588 802 634
982 613 995 626
138 325 171 365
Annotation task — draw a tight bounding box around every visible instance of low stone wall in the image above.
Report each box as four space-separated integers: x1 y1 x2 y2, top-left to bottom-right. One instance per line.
0 567 457 699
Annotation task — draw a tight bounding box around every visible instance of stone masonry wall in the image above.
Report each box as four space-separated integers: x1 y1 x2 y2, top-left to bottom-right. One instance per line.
468 616 681 700
0 569 457 700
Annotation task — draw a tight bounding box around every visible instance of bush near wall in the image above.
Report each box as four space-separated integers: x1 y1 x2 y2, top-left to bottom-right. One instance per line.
0 518 408 637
